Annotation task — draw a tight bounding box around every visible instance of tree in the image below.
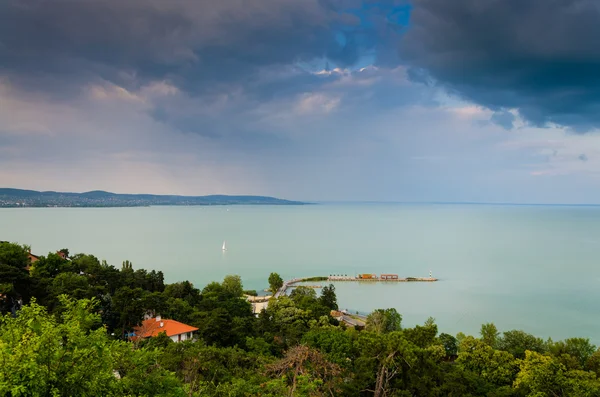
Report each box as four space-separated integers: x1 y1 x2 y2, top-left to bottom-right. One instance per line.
120 260 135 288
354 331 420 397
222 274 244 297
288 287 332 320
439 333 458 357
290 286 317 302
31 252 70 279
366 308 402 334
159 343 263 396
0 297 116 396
549 337 597 369
163 297 194 324
302 328 357 367
266 296 313 347
265 344 342 396
0 242 31 314
49 272 92 302
70 253 101 275
122 260 133 272
163 281 201 306
497 329 546 359
319 284 338 311
514 351 571 396
0 296 185 396
268 272 284 294
586 348 600 376
480 322 500 348
112 286 146 338
456 336 519 387
403 317 438 348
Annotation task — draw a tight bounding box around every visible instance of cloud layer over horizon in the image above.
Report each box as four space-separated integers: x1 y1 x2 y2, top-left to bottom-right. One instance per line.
2 0 600 203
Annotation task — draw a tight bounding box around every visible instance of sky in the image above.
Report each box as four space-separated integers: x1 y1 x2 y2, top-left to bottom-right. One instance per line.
2 0 600 203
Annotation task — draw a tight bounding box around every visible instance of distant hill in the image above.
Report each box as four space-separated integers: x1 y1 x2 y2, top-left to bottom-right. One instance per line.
0 188 307 208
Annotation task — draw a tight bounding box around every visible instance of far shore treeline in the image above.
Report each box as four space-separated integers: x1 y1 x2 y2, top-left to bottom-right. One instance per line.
0 188 308 208
1 241 600 396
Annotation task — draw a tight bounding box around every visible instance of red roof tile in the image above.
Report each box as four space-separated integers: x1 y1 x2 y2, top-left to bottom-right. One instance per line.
134 318 198 338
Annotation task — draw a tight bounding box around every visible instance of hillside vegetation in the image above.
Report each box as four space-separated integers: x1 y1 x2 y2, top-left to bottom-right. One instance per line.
1 241 599 396
0 188 306 207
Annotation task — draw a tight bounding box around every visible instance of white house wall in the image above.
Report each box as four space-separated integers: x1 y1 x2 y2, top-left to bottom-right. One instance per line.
169 332 194 343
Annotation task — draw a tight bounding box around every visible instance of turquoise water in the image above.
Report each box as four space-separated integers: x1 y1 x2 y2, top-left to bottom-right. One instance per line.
1 204 599 343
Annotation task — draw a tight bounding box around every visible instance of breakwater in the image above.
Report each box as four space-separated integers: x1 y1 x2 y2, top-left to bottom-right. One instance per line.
274 274 438 298
328 274 438 282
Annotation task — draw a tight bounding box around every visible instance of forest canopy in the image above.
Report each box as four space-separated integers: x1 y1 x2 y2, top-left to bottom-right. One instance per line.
1 241 599 396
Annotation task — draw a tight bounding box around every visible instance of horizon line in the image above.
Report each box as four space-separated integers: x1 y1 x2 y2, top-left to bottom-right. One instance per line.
314 200 600 207
3 188 600 207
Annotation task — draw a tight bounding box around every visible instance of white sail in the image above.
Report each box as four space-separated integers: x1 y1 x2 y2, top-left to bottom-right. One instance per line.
222 241 226 251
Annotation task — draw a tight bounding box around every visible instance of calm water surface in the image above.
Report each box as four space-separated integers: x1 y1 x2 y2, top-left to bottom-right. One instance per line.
2 204 599 342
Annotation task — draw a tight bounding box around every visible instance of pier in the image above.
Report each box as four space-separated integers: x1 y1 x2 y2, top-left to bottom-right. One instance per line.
328 273 438 282
253 273 438 315
274 278 303 298
273 273 437 298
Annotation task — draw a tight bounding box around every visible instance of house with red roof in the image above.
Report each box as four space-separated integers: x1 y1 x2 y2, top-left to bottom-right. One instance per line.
132 316 198 343
26 249 40 272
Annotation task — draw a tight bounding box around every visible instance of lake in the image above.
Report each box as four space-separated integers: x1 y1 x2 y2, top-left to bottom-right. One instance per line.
1 204 599 343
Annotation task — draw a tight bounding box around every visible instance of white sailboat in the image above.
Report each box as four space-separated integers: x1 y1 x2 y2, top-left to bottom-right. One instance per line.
222 241 227 251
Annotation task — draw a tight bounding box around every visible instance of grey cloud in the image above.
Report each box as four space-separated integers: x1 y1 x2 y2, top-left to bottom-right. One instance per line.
0 0 404 97
579 153 588 162
490 110 515 130
147 66 434 142
401 0 600 131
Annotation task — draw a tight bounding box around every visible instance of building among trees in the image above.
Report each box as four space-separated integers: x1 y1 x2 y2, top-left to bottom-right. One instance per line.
132 316 198 343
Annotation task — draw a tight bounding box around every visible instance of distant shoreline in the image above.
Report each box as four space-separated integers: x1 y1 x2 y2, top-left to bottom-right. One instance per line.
0 188 308 208
0 204 314 208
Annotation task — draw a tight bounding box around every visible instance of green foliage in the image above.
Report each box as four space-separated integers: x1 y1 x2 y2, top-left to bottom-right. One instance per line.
221 274 244 297
0 242 31 313
586 349 600 376
480 322 500 348
265 345 343 396
319 284 338 311
31 252 70 278
439 333 458 357
290 286 317 301
268 272 284 293
456 336 520 387
163 281 201 306
514 350 600 396
112 286 146 337
403 317 438 348
4 242 600 396
497 329 547 359
301 276 328 282
0 296 183 396
0 241 29 269
366 308 402 333
302 327 357 367
49 272 92 301
548 337 597 369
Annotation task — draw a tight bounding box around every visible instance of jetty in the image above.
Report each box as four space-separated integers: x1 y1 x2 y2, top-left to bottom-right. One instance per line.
328 273 438 282
274 278 303 298
250 273 438 316
273 273 437 298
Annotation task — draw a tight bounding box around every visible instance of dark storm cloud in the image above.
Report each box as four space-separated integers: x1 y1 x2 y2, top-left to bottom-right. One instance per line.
0 0 406 96
401 0 600 131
